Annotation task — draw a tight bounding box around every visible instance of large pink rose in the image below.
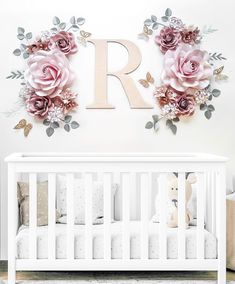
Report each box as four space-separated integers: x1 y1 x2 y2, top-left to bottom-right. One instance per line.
161 44 213 92
49 31 78 55
26 94 52 119
24 49 74 97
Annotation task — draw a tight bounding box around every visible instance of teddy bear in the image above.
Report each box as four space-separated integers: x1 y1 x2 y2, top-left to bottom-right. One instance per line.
167 172 197 228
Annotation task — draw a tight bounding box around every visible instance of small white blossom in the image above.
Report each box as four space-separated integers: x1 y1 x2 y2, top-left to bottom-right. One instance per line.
47 107 64 123
169 17 184 31
19 85 34 99
161 103 178 119
194 89 210 104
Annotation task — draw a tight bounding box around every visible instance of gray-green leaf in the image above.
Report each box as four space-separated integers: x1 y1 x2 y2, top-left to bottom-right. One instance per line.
17 27 25 34
207 105 215 112
53 16 60 25
23 52 29 59
64 115 72 123
152 23 159 30
205 110 212 119
13 49 21 56
212 89 221 97
26 32 32 39
152 114 159 122
43 119 50 126
151 15 157 22
145 121 153 129
70 16 76 25
161 16 169 22
51 121 60 128
17 34 25 40
165 8 172 17
71 121 80 129
200 104 207 111
59 23 66 30
154 122 160 132
144 19 152 26
170 124 177 135
64 124 70 132
77 17 85 25
46 127 54 137
173 117 180 122
72 25 79 31
166 119 173 127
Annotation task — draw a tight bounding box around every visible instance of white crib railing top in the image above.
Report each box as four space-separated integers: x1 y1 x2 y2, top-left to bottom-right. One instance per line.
5 152 228 163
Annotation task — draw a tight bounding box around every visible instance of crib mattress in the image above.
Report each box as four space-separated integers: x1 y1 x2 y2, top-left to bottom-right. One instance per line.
16 221 217 259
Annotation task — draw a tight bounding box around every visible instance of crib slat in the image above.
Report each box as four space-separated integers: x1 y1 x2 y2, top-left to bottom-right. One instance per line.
122 173 130 259
211 172 216 236
197 172 205 259
85 173 93 259
66 173 75 260
48 173 56 260
178 172 186 259
29 173 37 259
141 173 150 260
159 173 167 259
103 173 112 259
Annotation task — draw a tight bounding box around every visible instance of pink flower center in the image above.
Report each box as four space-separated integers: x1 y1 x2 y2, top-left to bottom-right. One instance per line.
182 60 199 75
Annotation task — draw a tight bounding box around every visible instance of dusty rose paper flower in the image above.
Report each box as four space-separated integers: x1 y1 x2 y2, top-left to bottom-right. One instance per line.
26 94 52 119
175 94 195 116
49 31 77 55
181 27 200 44
26 39 50 54
155 27 181 53
154 86 181 106
161 44 213 92
24 49 74 97
59 88 78 112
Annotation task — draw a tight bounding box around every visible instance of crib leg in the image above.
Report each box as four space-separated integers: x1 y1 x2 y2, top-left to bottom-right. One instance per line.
8 260 16 284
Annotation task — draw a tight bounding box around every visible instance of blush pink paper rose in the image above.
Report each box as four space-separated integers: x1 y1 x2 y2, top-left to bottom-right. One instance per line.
24 49 74 97
49 31 78 55
161 44 213 92
26 94 52 119
155 27 181 53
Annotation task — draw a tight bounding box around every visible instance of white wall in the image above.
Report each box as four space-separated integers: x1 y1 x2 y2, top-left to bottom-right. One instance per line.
0 0 235 259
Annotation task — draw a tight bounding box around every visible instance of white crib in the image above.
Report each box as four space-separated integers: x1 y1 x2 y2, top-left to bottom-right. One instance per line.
5 152 227 283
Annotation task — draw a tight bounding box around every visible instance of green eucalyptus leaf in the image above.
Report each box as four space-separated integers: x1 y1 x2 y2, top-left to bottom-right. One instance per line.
152 114 159 122
205 110 212 120
151 15 157 22
212 89 221 97
43 119 50 126
23 52 29 59
152 22 159 30
165 8 172 17
17 34 25 40
144 19 152 26
77 17 85 25
51 27 58 33
200 104 207 111
72 25 79 31
170 124 177 135
64 124 70 132
207 105 215 112
173 117 180 122
145 121 153 129
26 32 32 39
64 115 72 123
46 127 54 137
161 16 169 22
13 49 21 56
70 16 76 25
59 23 66 30
51 121 60 128
17 27 25 34
53 16 60 25
71 121 80 129
166 119 173 127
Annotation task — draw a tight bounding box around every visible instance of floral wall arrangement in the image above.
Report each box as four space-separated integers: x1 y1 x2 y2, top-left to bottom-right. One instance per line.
139 8 228 134
6 16 91 137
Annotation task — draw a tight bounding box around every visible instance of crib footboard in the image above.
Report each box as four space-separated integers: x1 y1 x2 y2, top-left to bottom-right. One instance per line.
5 153 227 284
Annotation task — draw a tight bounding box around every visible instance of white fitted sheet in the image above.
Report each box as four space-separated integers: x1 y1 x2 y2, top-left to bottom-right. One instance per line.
16 221 217 259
